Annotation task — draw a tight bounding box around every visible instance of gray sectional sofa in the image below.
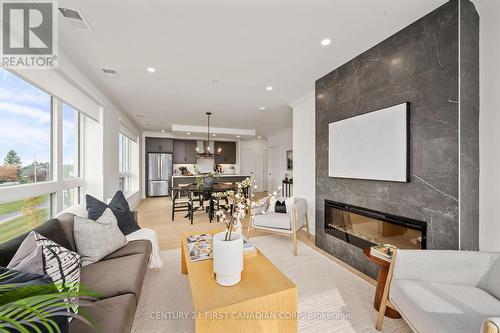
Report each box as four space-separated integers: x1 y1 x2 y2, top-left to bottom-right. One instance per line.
0 213 151 333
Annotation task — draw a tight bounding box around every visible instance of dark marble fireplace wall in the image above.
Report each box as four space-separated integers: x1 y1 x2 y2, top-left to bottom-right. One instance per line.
315 0 479 279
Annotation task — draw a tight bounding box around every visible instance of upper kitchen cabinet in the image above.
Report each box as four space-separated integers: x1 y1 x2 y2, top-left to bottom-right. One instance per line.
146 137 173 153
214 141 236 164
184 140 197 163
173 139 197 164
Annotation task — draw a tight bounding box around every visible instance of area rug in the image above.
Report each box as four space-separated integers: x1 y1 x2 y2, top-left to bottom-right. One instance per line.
132 236 411 333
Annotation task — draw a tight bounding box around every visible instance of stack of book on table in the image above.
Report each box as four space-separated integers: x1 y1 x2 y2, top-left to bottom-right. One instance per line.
186 234 257 262
243 237 257 255
370 244 395 261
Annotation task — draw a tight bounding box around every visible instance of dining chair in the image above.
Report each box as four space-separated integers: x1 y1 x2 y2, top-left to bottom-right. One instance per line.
171 183 192 221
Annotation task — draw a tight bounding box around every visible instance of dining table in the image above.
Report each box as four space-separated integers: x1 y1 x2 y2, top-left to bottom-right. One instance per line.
171 182 241 224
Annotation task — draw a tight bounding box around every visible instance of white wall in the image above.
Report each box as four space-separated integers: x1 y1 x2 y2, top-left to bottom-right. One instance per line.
291 93 315 235
267 127 293 193
476 0 500 251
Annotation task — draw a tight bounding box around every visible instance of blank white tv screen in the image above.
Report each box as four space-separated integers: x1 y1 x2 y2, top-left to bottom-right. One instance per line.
328 102 409 182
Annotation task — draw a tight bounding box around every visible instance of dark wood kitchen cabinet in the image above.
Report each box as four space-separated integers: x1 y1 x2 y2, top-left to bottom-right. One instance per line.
146 137 173 153
173 140 197 164
214 141 236 164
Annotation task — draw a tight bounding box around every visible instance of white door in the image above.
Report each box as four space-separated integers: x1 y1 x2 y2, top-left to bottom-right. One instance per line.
263 149 268 192
268 146 280 193
240 148 257 189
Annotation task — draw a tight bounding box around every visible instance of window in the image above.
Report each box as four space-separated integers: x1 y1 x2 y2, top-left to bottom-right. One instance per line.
0 194 53 243
62 187 80 210
0 69 90 243
63 103 79 179
119 133 132 193
0 69 52 186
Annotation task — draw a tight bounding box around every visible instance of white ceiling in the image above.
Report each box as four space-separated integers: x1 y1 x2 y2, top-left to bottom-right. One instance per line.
58 0 448 136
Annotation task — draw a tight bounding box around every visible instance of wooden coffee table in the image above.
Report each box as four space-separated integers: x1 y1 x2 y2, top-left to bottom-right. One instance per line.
181 231 297 333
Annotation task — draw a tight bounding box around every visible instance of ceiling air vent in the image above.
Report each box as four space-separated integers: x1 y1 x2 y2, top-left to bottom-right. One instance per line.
101 68 119 78
59 7 92 31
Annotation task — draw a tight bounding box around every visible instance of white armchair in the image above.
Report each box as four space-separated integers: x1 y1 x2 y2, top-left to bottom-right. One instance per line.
376 250 500 333
247 196 310 256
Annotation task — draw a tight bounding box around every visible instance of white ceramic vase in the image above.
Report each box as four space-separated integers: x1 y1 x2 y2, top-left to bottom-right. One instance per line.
213 231 243 286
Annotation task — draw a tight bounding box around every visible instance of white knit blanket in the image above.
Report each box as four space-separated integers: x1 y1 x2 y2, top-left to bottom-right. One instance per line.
126 228 163 269
57 205 163 270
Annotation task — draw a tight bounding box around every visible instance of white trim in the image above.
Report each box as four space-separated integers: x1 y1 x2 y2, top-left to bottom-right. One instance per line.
0 182 59 204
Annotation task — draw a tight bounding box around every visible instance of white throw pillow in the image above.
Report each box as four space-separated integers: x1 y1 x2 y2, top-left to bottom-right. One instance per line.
252 195 271 215
73 208 128 266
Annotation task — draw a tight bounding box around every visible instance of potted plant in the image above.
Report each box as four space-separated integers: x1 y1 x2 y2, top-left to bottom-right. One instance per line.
0 271 97 332
212 178 251 286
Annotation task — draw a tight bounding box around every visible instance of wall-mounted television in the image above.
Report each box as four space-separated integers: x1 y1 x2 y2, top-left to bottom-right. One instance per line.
328 102 409 182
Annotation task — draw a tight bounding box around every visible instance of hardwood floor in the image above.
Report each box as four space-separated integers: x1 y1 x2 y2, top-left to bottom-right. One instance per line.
134 194 375 285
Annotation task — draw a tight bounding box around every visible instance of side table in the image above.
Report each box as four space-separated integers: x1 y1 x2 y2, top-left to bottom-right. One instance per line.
363 247 401 319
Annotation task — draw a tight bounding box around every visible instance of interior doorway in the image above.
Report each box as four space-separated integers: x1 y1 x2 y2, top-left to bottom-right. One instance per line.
240 148 257 188
268 146 280 193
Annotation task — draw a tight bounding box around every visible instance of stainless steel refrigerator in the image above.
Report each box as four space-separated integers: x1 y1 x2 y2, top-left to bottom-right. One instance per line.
147 153 172 197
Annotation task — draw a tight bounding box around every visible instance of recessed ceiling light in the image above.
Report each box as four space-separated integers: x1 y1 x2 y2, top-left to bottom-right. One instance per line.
147 67 156 73
258 136 262 139
321 38 331 46
212 134 216 137
266 86 273 91
259 106 267 111
161 129 165 133
187 132 191 135
236 135 240 138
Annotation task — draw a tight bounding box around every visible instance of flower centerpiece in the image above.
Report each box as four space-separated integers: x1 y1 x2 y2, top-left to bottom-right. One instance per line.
211 178 251 286
195 172 220 189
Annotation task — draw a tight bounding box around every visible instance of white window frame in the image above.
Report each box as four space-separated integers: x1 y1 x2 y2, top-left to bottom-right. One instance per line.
0 84 86 214
119 132 133 194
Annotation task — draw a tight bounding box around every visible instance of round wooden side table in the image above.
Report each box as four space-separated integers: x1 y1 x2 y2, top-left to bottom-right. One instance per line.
363 247 401 319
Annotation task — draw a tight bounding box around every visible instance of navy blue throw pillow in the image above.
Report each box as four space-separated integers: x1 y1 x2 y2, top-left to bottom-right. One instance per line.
0 267 69 333
275 200 287 213
109 191 141 235
86 192 140 235
85 195 108 221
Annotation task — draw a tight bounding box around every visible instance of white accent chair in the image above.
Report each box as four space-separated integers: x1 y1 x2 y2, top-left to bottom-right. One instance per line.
376 250 500 333
247 196 310 256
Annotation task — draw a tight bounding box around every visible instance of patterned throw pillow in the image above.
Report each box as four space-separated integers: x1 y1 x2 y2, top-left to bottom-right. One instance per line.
7 231 81 319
